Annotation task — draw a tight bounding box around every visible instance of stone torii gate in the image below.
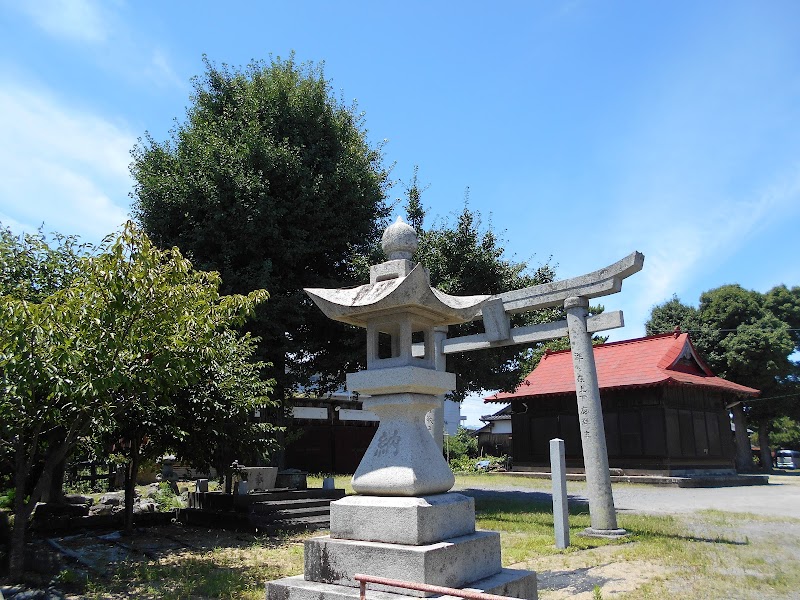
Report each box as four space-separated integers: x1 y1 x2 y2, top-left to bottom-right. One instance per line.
419 247 643 536
311 217 644 536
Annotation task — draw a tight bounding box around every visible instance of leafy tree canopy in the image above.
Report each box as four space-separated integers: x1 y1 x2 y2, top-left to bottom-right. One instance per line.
0 225 94 301
0 221 272 575
768 416 800 450
131 55 390 401
644 294 702 338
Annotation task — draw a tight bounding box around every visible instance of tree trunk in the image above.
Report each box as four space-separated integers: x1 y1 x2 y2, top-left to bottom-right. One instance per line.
272 371 287 470
123 437 140 534
9 438 32 581
732 403 753 473
8 415 88 580
42 457 66 504
8 504 33 581
758 421 773 473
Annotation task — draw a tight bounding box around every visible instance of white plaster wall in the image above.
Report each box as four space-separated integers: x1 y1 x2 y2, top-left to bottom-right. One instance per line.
491 420 512 435
292 406 328 420
337 408 379 422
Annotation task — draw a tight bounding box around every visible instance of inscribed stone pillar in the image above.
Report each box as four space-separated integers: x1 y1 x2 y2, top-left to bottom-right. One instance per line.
564 296 624 536
550 438 570 549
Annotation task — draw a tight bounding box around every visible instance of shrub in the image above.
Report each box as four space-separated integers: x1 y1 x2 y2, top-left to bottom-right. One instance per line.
0 488 14 511
152 482 183 511
445 426 479 462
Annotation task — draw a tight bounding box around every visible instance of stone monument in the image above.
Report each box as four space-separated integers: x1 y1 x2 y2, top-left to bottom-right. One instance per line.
266 217 539 599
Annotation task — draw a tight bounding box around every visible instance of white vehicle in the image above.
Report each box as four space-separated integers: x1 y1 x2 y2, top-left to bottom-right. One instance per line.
776 449 800 469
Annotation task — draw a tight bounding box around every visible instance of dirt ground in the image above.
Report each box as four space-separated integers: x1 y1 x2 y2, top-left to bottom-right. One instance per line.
5 474 800 599
465 473 800 599
517 547 673 599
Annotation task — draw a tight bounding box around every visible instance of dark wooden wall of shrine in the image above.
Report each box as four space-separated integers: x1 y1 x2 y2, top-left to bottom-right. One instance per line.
511 386 736 470
284 423 377 473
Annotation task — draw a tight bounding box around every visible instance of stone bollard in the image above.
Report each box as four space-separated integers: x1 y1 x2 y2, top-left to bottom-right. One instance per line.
550 438 570 549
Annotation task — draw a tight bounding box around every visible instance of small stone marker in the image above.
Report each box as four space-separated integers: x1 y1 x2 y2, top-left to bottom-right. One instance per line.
240 466 278 491
195 479 209 493
550 438 570 549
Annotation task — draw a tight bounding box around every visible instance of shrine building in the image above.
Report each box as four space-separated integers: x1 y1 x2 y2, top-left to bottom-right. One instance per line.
485 330 759 475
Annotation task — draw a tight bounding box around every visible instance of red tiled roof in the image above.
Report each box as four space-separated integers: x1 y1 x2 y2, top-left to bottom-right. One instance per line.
485 332 760 403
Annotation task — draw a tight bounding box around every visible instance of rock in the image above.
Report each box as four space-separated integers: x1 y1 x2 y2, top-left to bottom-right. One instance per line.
9 587 67 600
0 586 25 597
9 588 46 599
63 494 93 507
89 503 114 516
98 491 124 506
133 500 157 514
143 483 161 498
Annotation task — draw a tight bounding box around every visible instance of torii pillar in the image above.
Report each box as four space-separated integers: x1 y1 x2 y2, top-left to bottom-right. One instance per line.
565 296 624 536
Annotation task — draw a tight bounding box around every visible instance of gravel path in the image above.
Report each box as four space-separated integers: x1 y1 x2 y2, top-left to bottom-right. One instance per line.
610 473 800 518
458 472 800 519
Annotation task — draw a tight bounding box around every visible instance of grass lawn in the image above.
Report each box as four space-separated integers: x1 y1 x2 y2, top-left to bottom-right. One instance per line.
48 474 800 599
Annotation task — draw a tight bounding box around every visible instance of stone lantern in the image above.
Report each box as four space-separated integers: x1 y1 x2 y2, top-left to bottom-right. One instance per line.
306 216 489 496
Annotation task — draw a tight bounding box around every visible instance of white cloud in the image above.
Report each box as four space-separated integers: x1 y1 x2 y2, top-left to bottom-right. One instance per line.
0 79 135 241
13 0 112 44
144 48 188 90
6 0 186 92
460 391 501 428
606 166 800 341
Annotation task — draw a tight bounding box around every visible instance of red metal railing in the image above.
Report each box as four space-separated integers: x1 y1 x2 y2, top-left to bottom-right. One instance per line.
354 574 522 600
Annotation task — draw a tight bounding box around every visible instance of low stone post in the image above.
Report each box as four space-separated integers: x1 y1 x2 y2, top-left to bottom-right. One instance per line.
564 296 625 536
550 438 570 549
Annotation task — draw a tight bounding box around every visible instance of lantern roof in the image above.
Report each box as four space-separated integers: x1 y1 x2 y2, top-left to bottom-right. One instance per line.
304 263 489 328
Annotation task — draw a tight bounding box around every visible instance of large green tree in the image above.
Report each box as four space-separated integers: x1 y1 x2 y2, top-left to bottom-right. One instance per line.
131 56 390 405
0 222 271 577
646 285 800 471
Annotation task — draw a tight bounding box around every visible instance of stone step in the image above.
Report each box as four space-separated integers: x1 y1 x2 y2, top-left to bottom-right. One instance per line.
258 506 332 521
178 508 253 531
255 514 331 535
189 488 345 510
246 489 346 502
252 498 334 514
178 507 333 534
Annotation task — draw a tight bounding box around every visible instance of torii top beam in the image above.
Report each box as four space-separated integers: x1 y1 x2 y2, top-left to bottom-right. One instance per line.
483 251 644 317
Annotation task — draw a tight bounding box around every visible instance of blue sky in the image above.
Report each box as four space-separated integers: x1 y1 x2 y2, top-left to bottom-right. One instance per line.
1 1 799 425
